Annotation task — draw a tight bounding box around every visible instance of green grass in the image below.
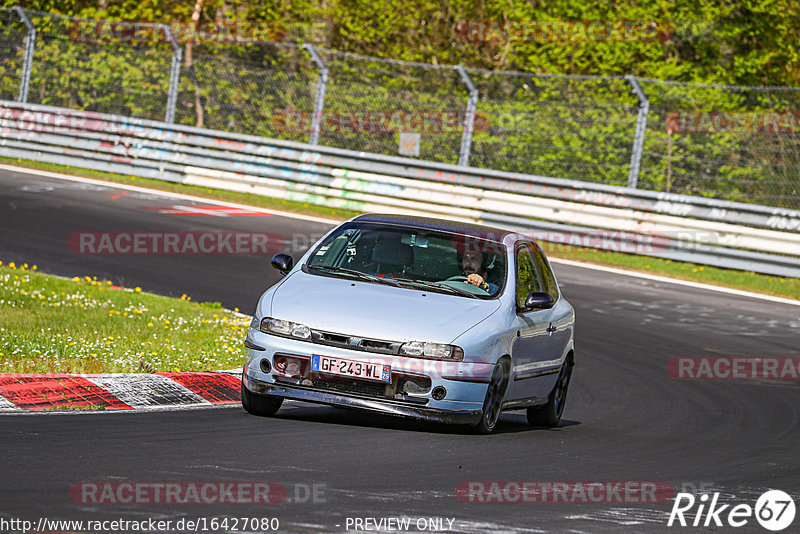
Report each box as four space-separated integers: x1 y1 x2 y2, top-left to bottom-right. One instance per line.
0 261 249 374
1 157 798 301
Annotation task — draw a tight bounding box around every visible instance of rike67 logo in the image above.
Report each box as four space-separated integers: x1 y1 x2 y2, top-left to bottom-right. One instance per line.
668 490 796 531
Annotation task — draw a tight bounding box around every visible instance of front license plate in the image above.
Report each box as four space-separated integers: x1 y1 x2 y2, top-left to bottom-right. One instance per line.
311 355 391 382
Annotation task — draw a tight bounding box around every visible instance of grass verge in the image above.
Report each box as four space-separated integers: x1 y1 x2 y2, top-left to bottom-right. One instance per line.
2 157 798 301
0 261 248 374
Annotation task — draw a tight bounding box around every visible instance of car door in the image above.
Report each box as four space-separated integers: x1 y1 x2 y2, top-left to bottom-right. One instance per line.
505 242 560 402
531 242 573 363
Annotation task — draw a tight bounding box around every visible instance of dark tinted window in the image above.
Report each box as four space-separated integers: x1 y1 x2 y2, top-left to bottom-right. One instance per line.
307 222 507 298
532 243 559 301
515 244 543 308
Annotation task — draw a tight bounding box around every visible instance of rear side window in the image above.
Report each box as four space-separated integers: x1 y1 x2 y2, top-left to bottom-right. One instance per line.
532 244 559 301
515 244 543 308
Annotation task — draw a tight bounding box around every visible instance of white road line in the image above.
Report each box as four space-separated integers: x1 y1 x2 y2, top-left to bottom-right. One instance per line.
551 257 800 307
0 163 340 224
3 163 798 306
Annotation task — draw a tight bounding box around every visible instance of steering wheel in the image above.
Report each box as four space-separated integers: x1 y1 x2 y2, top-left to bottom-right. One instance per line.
445 275 469 282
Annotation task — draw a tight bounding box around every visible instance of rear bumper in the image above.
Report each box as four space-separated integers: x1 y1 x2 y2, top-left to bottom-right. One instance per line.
243 373 483 426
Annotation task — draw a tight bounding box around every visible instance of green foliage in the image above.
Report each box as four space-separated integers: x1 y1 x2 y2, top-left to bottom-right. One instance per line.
1 1 798 207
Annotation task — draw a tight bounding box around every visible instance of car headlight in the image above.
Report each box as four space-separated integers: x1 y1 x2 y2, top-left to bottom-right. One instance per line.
399 341 464 361
260 317 312 340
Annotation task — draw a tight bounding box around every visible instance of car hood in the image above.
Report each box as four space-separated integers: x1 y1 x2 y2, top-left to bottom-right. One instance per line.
266 271 502 343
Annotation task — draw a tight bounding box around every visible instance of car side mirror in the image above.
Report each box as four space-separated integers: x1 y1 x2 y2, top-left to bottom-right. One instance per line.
522 291 555 311
270 254 293 275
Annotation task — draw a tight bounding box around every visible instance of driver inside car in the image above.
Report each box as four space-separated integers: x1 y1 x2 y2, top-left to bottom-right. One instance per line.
460 250 499 294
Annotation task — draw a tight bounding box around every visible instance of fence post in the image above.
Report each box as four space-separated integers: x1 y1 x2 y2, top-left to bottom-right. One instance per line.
303 44 328 146
456 65 478 167
163 25 181 124
12 6 35 104
626 74 649 189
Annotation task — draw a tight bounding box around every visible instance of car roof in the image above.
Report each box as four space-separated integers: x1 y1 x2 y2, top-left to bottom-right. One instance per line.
352 213 514 241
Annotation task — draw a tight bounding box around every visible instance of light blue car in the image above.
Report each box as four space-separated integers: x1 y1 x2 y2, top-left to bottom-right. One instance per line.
242 214 575 433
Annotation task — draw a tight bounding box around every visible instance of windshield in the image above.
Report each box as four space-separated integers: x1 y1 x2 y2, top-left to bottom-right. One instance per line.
306 222 507 298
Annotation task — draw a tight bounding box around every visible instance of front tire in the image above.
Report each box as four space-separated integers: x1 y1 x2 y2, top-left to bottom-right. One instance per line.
527 353 573 427
241 379 283 417
473 358 510 434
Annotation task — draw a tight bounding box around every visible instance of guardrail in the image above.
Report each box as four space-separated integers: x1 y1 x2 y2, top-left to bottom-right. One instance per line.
2 99 800 278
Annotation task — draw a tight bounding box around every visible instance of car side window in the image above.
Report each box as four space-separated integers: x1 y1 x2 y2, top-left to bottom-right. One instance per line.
532 244 560 301
515 244 543 309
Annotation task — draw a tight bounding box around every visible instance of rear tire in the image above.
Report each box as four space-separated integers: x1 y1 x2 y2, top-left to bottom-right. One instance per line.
241 380 283 417
473 358 510 434
527 353 573 427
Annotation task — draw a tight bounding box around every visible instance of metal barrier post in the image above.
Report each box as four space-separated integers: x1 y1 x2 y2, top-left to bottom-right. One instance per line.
12 6 35 104
626 74 649 189
456 66 478 167
303 44 328 146
163 25 181 124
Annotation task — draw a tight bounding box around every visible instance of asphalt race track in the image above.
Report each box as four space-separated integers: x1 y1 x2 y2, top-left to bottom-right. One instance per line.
1 166 799 533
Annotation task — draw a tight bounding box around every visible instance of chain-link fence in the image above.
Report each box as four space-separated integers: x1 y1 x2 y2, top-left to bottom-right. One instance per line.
640 79 800 208
175 42 316 143
467 70 640 186
1 6 798 210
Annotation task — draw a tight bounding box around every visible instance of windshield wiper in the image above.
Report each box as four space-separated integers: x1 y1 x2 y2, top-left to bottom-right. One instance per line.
394 278 479 298
308 266 400 286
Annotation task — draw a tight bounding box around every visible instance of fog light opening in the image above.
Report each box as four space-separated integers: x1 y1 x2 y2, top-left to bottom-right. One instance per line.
432 386 447 401
259 358 272 373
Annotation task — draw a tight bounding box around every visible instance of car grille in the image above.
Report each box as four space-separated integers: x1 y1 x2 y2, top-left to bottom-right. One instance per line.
310 378 389 398
310 330 401 355
307 375 432 402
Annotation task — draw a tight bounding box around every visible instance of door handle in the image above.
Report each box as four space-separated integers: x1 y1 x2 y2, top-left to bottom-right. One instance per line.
546 323 557 333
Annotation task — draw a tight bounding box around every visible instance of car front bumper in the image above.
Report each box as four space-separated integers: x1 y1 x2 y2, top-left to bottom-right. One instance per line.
243 373 483 425
242 328 493 425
